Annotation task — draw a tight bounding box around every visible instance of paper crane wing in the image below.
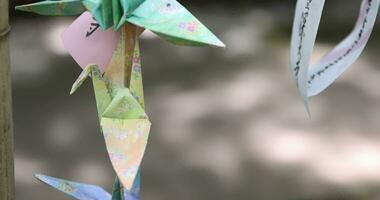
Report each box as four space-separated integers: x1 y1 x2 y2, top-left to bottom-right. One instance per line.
15 0 115 29
35 174 112 200
15 0 86 15
127 0 225 47
15 0 144 30
16 0 226 45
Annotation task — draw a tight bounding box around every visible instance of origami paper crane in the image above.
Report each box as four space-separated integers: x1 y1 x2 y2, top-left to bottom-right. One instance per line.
16 0 225 46
290 0 380 111
16 0 224 199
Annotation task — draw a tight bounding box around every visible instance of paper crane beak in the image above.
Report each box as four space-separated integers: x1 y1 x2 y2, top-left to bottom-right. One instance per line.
126 0 225 47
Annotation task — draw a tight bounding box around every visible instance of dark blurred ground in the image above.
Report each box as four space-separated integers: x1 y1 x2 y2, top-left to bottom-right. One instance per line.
9 1 380 200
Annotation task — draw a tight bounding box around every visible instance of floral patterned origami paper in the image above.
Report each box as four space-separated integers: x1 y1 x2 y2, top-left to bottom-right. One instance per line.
35 173 140 200
290 0 380 111
16 0 225 46
16 0 225 199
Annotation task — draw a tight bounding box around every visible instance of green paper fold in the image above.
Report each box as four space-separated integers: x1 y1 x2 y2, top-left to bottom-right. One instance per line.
16 0 225 47
16 0 86 16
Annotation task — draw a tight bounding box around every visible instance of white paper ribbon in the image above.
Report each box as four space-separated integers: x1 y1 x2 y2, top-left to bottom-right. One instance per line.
290 0 380 109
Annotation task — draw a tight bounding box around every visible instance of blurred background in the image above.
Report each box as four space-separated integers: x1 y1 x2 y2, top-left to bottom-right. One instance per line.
8 0 380 199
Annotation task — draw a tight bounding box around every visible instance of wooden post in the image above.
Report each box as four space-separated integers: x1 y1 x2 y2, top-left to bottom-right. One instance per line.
0 0 15 199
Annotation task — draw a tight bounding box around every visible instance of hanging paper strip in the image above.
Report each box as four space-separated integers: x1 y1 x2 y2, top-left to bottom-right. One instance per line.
290 0 380 110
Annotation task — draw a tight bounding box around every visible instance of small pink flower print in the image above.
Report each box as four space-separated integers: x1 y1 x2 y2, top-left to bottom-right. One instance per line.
133 56 140 64
187 21 198 32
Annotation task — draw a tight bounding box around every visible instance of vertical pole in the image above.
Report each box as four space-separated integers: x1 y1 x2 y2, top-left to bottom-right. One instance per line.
0 0 15 199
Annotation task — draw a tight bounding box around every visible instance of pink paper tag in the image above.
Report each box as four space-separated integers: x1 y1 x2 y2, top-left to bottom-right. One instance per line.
62 12 121 72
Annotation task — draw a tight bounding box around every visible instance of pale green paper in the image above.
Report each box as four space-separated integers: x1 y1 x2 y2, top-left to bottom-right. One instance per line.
70 27 148 192
16 0 225 47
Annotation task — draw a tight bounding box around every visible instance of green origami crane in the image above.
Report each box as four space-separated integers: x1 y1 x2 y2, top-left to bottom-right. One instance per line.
70 29 148 191
16 0 225 47
17 0 225 199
